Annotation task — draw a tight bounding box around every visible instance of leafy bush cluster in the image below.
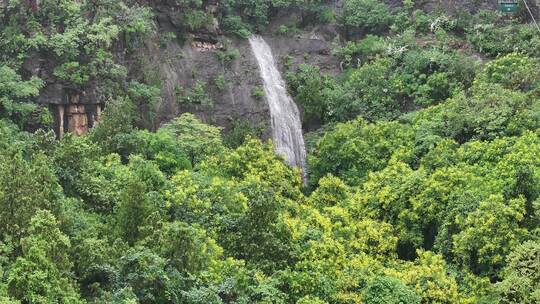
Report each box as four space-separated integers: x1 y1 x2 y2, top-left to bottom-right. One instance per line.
1 0 540 303
340 0 394 38
175 81 214 107
288 3 539 126
220 0 332 36
466 12 540 57
288 42 479 124
0 0 156 130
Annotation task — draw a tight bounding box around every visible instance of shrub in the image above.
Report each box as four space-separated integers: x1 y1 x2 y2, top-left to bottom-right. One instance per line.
159 32 176 48
222 16 252 38
340 57 400 121
175 81 213 107
251 86 265 101
53 61 89 86
286 64 338 123
215 47 240 65
467 22 540 58
332 35 386 66
318 8 336 23
363 276 420 304
127 81 161 128
274 24 300 37
223 119 264 148
213 75 226 91
341 0 394 36
183 10 211 31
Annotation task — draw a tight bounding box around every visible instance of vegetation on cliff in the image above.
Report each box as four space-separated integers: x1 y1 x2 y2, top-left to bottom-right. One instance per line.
1 0 540 303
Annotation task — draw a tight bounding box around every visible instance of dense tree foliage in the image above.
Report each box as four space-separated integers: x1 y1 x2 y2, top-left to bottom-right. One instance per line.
220 0 332 36
1 0 540 303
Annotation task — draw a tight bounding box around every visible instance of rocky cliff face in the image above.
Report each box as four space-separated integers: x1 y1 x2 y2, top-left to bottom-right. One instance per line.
140 35 269 133
23 52 102 136
26 0 341 138
31 0 528 137
131 8 341 138
149 35 338 131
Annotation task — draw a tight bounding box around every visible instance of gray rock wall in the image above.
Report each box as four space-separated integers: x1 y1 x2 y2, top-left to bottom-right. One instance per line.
136 28 340 137
143 36 270 133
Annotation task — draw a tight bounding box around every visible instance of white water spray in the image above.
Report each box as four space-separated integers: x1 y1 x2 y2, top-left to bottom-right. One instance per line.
248 35 307 176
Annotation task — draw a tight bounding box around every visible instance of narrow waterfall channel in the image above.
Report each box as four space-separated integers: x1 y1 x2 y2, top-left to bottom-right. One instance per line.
248 35 307 177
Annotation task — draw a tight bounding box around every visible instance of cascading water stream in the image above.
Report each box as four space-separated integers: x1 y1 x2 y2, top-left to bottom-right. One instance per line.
248 35 307 178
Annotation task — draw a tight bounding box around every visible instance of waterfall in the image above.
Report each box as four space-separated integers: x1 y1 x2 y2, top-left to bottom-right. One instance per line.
248 35 307 177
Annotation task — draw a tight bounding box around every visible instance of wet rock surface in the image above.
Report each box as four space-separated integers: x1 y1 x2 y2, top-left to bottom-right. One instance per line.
136 22 340 137
140 35 270 134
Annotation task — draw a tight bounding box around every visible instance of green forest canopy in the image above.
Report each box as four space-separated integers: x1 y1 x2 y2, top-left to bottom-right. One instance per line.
1 0 540 303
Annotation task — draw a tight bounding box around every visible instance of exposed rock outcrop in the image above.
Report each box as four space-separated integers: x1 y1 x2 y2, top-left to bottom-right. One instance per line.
32 0 520 137
132 4 341 138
